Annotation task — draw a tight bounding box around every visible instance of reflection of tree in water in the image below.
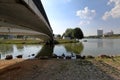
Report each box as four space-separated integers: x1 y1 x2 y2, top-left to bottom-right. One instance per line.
64 43 84 54
16 44 24 51
35 45 54 58
0 44 13 54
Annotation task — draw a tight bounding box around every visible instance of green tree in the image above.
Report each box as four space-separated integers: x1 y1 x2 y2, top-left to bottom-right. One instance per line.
55 34 62 39
73 27 84 39
63 28 74 39
57 34 61 38
63 27 84 39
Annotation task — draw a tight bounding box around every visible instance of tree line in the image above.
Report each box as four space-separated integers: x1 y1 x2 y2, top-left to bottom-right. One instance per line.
63 27 84 39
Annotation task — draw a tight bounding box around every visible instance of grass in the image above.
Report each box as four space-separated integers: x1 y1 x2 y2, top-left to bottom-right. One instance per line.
84 56 120 66
54 39 79 44
0 39 43 44
0 39 79 44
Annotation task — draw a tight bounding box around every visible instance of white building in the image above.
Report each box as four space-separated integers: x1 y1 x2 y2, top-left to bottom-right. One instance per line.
105 30 114 35
97 29 103 37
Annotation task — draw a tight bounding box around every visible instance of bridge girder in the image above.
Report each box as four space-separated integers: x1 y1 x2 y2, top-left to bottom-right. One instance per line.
0 0 53 41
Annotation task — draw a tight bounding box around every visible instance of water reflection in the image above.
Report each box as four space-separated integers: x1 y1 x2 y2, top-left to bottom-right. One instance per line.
64 43 84 54
0 44 13 55
16 44 24 52
97 39 103 48
0 53 1 59
81 39 120 56
97 39 114 48
35 45 54 59
35 43 84 59
0 39 120 60
0 44 42 59
105 39 114 48
53 43 84 59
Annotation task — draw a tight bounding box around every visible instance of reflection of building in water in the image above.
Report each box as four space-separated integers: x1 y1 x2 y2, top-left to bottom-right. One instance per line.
97 39 103 48
97 39 114 48
97 29 103 37
106 39 114 48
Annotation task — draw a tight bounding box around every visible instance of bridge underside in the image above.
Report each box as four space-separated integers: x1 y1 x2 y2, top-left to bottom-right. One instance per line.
0 0 53 41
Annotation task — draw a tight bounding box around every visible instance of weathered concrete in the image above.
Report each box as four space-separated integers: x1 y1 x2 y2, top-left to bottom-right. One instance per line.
0 0 53 41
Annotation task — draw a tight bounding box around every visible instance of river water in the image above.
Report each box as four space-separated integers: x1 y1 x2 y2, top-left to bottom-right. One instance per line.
0 39 120 59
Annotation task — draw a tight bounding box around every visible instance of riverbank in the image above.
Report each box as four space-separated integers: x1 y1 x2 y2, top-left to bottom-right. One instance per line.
0 39 78 44
0 39 43 44
54 39 79 44
0 57 120 80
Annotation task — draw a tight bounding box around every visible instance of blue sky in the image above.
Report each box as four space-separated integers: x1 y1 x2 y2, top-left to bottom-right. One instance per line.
41 0 120 36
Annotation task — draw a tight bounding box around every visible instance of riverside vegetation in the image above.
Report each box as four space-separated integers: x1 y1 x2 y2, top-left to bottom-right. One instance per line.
0 39 79 44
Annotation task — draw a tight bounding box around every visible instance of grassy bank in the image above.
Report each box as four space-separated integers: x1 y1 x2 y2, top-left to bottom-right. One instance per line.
54 39 79 44
0 39 43 44
94 56 120 70
0 39 79 44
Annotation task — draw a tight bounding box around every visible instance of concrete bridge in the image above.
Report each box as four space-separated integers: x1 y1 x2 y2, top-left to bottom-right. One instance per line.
0 0 53 41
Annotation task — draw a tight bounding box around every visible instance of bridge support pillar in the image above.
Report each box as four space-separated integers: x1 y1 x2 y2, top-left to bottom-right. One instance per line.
45 39 54 45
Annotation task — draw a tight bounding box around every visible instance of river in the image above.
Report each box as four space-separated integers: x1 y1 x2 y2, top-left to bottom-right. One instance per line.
0 39 120 59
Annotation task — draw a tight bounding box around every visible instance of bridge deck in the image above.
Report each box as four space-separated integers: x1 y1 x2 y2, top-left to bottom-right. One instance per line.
0 0 53 41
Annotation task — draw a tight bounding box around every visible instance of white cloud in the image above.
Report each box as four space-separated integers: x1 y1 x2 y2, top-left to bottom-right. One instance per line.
102 0 120 20
79 21 90 26
76 7 96 20
76 7 95 27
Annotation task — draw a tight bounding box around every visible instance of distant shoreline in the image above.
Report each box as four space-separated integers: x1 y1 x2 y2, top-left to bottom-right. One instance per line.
0 39 79 44
0 39 43 44
84 36 120 39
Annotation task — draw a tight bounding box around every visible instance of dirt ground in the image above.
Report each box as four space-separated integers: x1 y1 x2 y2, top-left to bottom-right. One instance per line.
0 58 120 80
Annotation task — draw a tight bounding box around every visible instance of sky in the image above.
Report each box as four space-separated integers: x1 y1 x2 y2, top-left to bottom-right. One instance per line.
41 0 120 36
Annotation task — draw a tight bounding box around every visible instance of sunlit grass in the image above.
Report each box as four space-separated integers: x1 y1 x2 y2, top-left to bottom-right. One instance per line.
54 39 79 44
0 39 43 44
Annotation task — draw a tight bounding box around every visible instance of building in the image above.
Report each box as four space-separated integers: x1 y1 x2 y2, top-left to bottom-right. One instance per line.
63 36 71 40
105 30 114 36
97 29 103 37
54 34 62 39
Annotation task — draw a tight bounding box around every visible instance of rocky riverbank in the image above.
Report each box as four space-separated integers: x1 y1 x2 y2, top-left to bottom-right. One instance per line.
0 57 120 80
